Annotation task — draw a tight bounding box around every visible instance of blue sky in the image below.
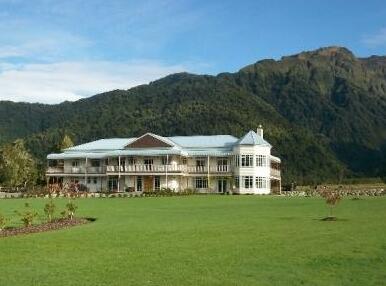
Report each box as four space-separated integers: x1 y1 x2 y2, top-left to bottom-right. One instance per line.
0 0 385 103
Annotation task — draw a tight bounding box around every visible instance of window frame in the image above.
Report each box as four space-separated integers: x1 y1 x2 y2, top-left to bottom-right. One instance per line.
243 176 253 189
255 177 267 189
256 155 267 167
195 177 208 189
241 155 253 167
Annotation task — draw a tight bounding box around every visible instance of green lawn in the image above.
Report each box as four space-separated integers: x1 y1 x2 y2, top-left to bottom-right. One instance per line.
0 196 385 286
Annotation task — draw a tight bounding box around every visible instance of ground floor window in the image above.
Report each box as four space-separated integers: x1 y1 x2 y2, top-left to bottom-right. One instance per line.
256 177 268 188
108 177 118 191
234 176 239 188
243 176 253 188
154 176 160 191
195 177 208 189
136 176 143 192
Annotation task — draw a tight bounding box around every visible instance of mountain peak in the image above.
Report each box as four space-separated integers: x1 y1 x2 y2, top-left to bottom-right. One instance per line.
284 46 356 61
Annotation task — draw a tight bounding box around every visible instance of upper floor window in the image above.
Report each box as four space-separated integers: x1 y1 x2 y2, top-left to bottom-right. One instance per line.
91 159 100 167
128 157 136 165
72 160 79 167
243 176 253 188
182 158 187 165
256 155 267 167
241 155 253 167
196 158 206 167
161 156 168 165
217 158 227 166
119 158 126 167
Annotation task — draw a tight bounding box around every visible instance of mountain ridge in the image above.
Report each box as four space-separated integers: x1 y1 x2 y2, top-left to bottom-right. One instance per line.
1 46 385 184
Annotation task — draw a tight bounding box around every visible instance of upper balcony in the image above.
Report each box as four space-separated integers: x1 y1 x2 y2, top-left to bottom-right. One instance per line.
46 166 106 174
270 168 281 179
106 164 233 174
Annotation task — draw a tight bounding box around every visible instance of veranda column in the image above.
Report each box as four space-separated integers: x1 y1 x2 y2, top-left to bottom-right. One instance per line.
165 154 169 189
85 157 88 190
207 155 210 192
118 156 121 192
279 179 282 195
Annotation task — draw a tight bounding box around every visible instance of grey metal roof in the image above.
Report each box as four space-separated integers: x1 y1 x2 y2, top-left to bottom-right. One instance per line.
237 130 271 146
47 152 108 160
49 132 273 160
65 138 136 151
167 135 238 148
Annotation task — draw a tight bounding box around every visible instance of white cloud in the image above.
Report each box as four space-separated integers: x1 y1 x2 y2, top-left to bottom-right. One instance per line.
0 60 189 104
363 28 386 48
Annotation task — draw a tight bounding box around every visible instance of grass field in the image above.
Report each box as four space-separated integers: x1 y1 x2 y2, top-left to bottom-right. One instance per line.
0 196 386 286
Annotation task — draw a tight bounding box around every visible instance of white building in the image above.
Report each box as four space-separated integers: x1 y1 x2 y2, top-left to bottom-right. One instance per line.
46 127 281 194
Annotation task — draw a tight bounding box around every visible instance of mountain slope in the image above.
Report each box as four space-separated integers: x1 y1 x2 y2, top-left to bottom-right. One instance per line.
0 46 385 184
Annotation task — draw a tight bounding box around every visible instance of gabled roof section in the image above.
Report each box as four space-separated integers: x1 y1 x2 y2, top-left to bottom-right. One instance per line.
125 133 176 149
237 130 271 146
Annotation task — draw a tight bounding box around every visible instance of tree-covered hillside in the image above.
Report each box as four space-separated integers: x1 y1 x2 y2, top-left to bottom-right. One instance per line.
1 47 385 184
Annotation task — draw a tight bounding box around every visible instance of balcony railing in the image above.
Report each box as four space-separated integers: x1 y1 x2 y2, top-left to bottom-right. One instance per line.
106 164 232 173
87 166 106 174
106 164 185 173
46 166 64 174
47 166 106 174
187 165 231 173
270 168 281 178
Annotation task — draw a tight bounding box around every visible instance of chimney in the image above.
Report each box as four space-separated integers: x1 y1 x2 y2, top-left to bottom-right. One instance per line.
256 124 263 138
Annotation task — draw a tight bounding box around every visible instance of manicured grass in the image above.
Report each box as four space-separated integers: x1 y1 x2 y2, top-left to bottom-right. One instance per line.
0 196 385 286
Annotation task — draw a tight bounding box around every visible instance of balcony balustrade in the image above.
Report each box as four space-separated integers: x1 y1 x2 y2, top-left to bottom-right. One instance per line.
105 164 232 173
270 168 281 178
46 166 64 174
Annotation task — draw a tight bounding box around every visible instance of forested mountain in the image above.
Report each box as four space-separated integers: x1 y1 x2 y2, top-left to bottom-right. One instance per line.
1 46 385 184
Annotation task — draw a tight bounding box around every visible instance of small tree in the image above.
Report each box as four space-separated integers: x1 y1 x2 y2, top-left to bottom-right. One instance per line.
44 200 56 222
65 200 78 220
0 140 38 188
0 213 7 231
320 188 342 219
58 134 74 151
15 203 38 227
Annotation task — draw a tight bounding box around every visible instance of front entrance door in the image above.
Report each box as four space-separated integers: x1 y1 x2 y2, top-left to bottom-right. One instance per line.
144 176 153 192
217 179 227 193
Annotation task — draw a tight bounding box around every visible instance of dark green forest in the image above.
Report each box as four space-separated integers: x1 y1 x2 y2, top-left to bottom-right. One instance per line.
1 46 385 184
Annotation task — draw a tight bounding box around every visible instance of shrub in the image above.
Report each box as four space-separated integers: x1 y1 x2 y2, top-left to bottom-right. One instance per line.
44 199 56 222
15 203 38 227
65 200 78 220
320 188 342 219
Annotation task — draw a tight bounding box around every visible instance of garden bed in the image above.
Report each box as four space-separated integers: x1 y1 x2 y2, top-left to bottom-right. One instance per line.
0 217 94 238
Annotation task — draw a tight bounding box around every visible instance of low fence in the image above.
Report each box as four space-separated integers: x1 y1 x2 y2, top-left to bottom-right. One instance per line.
282 188 386 197
0 192 22 199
